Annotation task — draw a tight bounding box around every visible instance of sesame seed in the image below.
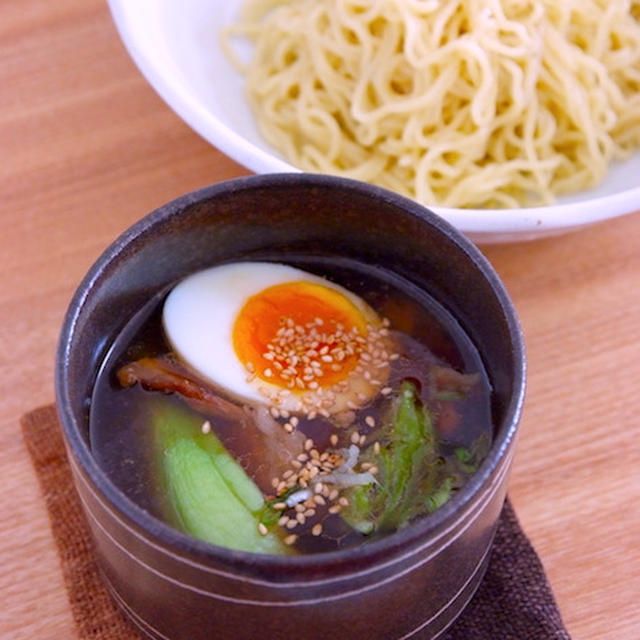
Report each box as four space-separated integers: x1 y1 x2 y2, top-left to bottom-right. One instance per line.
365 416 376 428
350 432 361 445
338 496 350 507
328 504 342 514
330 433 339 447
286 519 298 530
284 534 298 545
273 502 287 510
278 515 289 526
311 523 323 536
258 523 268 536
374 441 381 455
201 421 211 434
381 387 393 396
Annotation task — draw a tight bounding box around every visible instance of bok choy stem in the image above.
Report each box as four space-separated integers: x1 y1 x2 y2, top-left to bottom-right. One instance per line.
150 399 288 555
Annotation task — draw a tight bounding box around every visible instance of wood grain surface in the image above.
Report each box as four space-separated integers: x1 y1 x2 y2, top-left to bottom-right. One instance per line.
1 2 638 639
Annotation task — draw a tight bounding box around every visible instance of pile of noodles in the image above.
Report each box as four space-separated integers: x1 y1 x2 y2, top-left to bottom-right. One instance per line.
223 0 640 208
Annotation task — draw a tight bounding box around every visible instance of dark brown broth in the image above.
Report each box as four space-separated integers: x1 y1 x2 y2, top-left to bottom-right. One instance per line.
90 257 492 550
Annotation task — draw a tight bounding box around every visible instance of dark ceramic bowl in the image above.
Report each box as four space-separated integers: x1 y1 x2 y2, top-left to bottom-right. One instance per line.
56 173 525 640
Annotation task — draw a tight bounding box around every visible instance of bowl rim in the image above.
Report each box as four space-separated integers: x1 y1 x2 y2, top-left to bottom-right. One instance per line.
55 173 526 577
105 0 640 239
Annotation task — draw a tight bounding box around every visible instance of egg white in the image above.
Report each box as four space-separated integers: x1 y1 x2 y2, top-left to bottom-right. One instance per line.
162 261 387 412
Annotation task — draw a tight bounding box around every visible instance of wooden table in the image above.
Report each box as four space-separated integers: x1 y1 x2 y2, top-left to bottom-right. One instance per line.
1 1 639 638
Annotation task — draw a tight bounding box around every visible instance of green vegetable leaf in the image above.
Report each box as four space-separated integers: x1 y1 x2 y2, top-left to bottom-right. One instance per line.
150 399 288 555
343 380 439 534
454 433 490 473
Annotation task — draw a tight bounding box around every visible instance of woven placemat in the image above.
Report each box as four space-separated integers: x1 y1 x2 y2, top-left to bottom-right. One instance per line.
22 405 571 640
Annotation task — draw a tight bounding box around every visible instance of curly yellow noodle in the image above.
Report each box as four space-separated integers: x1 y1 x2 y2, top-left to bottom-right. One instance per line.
222 0 640 208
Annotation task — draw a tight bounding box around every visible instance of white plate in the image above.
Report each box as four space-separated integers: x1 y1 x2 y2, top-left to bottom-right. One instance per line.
107 0 640 243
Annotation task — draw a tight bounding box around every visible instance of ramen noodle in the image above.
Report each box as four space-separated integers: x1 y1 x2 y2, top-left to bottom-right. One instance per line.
223 0 640 208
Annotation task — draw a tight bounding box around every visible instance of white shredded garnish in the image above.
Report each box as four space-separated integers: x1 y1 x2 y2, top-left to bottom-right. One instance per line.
336 444 360 472
285 488 313 507
318 471 377 487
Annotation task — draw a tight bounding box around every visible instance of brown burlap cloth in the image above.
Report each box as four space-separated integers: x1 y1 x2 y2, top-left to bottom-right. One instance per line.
22 405 571 640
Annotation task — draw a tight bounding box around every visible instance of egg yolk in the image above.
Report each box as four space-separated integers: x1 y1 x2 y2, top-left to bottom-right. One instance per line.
232 281 370 391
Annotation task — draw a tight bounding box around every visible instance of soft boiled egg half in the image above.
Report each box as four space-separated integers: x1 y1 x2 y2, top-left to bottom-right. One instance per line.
162 262 393 418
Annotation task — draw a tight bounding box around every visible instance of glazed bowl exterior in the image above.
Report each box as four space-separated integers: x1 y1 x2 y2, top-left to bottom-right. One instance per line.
56 173 526 640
